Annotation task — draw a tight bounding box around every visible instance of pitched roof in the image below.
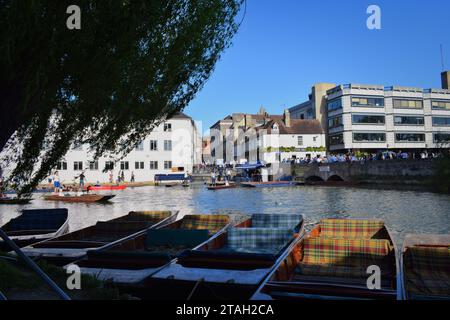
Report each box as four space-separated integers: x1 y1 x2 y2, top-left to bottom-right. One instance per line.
260 117 323 135
169 112 191 119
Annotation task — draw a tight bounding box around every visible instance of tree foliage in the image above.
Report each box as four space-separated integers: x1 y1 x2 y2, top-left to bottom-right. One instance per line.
0 0 243 196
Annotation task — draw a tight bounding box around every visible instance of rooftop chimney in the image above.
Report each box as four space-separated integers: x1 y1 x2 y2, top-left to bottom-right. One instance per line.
442 71 450 90
283 109 291 127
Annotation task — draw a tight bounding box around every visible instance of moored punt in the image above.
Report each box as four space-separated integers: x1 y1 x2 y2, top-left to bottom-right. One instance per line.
241 181 296 188
0 197 32 205
72 214 232 289
252 218 399 300
401 234 450 300
207 184 236 190
0 209 69 251
43 194 115 203
87 185 126 191
145 213 304 300
19 211 177 266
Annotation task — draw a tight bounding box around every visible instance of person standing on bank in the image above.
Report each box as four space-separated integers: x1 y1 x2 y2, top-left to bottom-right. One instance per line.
131 171 135 183
78 171 86 191
53 171 61 193
211 171 216 186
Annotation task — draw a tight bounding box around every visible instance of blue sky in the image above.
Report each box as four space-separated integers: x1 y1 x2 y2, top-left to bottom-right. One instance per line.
184 0 450 133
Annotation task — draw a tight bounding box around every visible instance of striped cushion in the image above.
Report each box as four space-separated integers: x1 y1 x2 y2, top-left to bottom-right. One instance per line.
405 246 450 297
180 215 230 235
251 214 302 231
226 227 293 254
126 211 172 222
302 237 393 267
320 219 385 239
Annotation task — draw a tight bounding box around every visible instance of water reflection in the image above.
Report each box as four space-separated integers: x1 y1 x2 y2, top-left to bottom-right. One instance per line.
1 185 449 247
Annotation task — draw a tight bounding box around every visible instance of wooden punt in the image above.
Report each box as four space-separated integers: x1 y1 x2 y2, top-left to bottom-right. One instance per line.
207 184 236 190
145 213 304 300
401 234 450 300
241 181 296 188
0 198 32 205
0 209 69 251
72 214 233 289
19 211 178 266
251 218 400 300
43 194 115 203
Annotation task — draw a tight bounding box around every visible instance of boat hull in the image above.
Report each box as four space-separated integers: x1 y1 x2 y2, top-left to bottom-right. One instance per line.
241 181 295 188
0 198 32 205
87 185 126 191
43 194 115 203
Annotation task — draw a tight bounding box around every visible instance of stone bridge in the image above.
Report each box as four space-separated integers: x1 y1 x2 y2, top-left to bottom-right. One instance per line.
293 160 437 184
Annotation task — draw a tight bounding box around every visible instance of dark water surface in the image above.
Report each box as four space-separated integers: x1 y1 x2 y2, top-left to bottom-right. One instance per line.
1 185 449 247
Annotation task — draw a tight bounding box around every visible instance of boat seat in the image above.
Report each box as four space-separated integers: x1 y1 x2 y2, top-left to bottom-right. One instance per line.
319 219 385 239
179 215 230 235
145 229 210 249
251 214 303 233
404 246 450 297
94 221 150 234
295 263 394 281
123 211 172 222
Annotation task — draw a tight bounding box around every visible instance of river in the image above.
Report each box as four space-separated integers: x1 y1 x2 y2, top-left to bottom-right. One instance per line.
1 185 449 247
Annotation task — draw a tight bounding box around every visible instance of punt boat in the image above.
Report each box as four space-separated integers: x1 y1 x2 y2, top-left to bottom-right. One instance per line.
207 184 236 190
72 214 232 290
401 234 450 300
0 209 69 251
241 181 296 188
145 213 304 300
0 197 32 205
19 211 178 266
252 218 399 300
43 194 115 203
87 185 126 191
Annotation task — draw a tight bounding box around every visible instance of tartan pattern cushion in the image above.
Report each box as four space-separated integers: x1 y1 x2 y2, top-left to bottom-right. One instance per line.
226 227 293 254
127 211 172 222
404 246 450 297
302 237 393 267
5 209 68 232
296 263 393 279
320 219 385 239
251 214 302 230
180 215 230 235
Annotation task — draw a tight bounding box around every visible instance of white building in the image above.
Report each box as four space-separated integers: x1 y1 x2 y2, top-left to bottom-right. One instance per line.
210 108 326 165
51 113 202 184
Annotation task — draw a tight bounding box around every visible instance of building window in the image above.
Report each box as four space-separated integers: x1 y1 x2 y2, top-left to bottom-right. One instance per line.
432 100 450 110
327 98 342 112
120 161 129 170
135 141 144 151
56 162 67 171
150 161 158 170
73 161 83 171
329 134 344 146
164 161 172 170
135 161 144 170
393 99 423 109
164 140 172 151
89 161 99 171
352 114 385 124
351 97 384 107
432 117 450 126
434 133 450 143
395 133 425 142
394 116 425 126
150 140 158 151
164 123 172 132
211 148 216 157
105 161 114 170
297 136 303 146
328 115 343 128
353 133 386 142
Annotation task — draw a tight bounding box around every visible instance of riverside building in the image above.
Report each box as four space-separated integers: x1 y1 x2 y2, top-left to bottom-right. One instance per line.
50 112 202 184
289 72 450 153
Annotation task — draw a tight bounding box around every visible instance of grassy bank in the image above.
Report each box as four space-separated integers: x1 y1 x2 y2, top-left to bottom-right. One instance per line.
0 252 128 300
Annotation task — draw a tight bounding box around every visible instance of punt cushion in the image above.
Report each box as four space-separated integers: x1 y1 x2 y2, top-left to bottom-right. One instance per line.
319 219 385 239
251 214 303 232
126 211 172 222
296 263 394 280
145 229 210 249
302 237 393 267
180 215 230 235
5 209 68 231
404 246 450 297
225 227 293 255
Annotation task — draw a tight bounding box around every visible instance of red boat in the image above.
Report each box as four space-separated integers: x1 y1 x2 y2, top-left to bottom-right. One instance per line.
87 185 126 191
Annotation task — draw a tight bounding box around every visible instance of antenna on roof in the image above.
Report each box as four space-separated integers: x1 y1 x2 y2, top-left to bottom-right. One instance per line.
441 44 445 71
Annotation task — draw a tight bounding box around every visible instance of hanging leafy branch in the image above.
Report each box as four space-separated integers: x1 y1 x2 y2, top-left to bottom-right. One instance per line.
0 0 244 196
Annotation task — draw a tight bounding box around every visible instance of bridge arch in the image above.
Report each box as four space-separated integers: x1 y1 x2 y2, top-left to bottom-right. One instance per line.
305 175 325 182
327 175 345 182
